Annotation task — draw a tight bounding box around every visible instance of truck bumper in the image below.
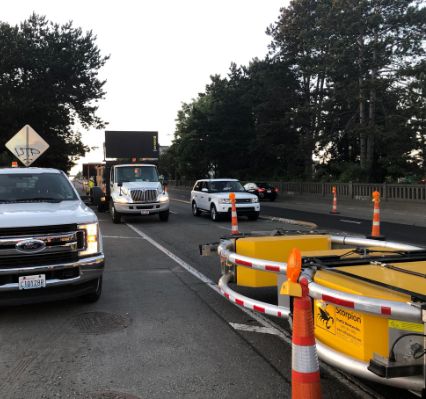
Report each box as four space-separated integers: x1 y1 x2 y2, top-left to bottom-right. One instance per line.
114 201 170 215
0 253 104 305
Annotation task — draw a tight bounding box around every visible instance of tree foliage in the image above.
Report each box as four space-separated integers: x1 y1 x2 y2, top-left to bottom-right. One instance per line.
0 14 108 171
164 0 425 183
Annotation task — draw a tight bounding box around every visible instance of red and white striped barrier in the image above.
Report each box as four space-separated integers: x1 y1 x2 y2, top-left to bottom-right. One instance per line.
218 273 290 319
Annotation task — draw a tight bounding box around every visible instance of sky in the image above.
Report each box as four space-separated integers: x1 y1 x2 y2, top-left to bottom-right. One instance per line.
3 0 287 174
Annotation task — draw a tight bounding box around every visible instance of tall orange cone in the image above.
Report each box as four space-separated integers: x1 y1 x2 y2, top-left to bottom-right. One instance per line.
229 192 239 235
367 191 385 240
280 249 322 399
292 279 322 399
330 186 339 214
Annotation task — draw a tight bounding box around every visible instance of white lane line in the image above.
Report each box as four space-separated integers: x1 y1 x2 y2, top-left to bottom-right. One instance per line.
340 219 362 225
170 210 178 215
173 198 190 204
103 235 145 239
230 323 280 336
216 225 231 231
126 222 384 399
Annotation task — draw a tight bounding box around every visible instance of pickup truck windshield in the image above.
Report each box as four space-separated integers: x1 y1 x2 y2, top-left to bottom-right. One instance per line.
0 173 77 202
116 166 159 184
208 181 245 193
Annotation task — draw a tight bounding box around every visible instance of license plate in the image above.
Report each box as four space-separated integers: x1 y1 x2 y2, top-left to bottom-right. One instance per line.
19 274 46 290
267 190 271 193
140 210 150 215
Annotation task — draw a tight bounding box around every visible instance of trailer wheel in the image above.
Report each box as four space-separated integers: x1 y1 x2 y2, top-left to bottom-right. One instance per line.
110 202 122 224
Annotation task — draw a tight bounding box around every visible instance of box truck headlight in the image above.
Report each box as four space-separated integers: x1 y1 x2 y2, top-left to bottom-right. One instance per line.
115 196 130 204
158 193 169 203
78 223 100 256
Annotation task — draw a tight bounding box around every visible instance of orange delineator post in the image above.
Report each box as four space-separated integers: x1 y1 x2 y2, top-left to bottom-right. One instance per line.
330 186 339 214
229 192 239 235
369 190 383 239
291 280 322 399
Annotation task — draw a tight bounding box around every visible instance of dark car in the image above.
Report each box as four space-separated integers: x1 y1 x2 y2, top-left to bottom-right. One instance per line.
244 182 279 201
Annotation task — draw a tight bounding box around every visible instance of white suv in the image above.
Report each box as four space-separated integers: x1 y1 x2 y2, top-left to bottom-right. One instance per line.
191 179 260 221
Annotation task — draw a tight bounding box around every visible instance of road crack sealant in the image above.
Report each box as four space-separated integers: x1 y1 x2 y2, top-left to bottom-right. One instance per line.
126 223 386 399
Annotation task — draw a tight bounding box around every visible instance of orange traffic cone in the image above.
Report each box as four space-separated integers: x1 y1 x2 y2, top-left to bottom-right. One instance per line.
229 192 239 235
330 186 339 214
291 280 322 399
367 191 385 240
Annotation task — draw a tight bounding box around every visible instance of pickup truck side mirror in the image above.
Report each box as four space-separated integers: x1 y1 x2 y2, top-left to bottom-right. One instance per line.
118 182 123 187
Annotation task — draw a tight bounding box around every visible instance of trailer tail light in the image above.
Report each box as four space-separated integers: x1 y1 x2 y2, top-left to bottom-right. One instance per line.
275 188 279 193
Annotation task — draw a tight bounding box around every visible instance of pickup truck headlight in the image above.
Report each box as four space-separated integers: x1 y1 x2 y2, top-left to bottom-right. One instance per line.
218 198 231 204
78 222 100 256
251 197 259 203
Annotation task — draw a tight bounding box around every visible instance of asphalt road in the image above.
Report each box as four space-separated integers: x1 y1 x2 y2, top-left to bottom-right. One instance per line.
0 196 423 398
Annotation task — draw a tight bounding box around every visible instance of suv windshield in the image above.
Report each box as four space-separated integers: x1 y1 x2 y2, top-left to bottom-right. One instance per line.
0 173 77 202
116 166 159 184
209 180 245 193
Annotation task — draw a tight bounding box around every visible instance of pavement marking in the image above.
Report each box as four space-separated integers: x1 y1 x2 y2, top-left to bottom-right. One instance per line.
126 222 385 399
103 235 145 239
230 323 280 336
340 219 362 225
173 198 190 204
170 210 178 215
216 225 231 231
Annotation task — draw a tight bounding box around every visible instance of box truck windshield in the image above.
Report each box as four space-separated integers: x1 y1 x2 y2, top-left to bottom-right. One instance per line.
116 166 159 184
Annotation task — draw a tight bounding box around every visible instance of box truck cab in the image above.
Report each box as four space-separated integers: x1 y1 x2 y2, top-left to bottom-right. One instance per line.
105 163 169 223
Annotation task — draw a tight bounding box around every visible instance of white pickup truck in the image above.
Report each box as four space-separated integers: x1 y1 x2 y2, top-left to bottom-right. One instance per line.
0 167 104 305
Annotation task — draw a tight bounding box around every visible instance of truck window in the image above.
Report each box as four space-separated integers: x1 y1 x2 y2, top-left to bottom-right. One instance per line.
0 173 77 202
116 166 159 184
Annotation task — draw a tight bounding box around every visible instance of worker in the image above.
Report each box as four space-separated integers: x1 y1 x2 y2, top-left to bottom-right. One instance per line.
87 177 95 195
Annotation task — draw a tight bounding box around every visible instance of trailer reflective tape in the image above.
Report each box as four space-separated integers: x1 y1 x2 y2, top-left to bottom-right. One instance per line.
265 265 281 272
292 344 319 373
381 306 391 316
322 294 355 309
253 305 265 313
236 298 244 306
235 259 252 267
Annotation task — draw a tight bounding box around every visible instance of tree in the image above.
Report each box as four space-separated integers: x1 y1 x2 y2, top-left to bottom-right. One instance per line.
0 14 108 171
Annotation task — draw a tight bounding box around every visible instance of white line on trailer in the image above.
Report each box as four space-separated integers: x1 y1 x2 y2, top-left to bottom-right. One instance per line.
126 222 385 399
340 219 362 225
230 323 281 336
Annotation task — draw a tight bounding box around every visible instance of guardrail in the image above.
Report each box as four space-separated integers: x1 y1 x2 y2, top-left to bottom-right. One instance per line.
168 180 426 202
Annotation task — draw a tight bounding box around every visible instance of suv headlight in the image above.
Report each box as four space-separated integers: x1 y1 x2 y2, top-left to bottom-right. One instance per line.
78 222 100 256
218 198 231 204
251 197 259 203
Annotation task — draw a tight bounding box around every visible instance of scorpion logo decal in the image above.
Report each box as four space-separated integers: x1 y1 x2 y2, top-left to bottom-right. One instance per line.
317 305 334 330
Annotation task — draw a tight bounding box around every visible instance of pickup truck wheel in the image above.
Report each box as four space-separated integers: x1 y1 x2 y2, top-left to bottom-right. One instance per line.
81 276 102 303
110 202 122 224
159 210 169 222
210 204 220 222
192 201 200 216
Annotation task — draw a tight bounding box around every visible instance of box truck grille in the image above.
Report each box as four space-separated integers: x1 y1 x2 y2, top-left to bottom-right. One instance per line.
130 190 158 203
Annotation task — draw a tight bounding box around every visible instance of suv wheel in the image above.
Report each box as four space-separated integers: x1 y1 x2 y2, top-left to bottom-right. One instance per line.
110 202 122 224
192 201 200 216
210 204 220 222
248 212 259 221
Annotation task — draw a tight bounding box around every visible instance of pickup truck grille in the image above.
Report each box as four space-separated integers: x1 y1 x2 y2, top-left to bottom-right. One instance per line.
0 225 85 267
130 189 158 203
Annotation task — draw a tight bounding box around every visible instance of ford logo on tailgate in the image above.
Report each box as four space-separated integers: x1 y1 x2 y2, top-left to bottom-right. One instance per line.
16 239 46 253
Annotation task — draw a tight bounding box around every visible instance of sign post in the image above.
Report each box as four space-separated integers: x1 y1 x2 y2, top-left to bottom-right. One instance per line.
5 125 49 166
